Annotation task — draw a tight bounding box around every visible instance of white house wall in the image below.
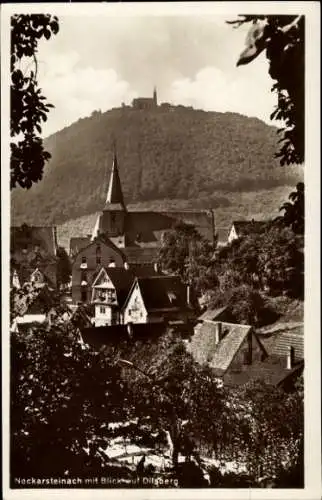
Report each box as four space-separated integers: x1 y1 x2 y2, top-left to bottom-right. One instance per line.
123 283 147 324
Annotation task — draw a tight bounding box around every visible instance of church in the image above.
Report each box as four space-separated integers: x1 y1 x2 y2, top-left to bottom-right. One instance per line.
70 150 216 304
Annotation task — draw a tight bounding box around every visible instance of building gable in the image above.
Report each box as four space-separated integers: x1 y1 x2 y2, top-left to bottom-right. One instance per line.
123 281 147 324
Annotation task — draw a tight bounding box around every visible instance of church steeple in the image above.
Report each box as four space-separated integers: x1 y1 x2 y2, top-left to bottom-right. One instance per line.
104 148 126 211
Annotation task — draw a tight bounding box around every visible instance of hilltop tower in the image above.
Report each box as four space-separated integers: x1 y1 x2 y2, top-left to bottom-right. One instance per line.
153 86 157 107
92 148 127 246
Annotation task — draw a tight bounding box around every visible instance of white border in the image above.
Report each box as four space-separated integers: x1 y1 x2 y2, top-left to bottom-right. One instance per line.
1 2 321 500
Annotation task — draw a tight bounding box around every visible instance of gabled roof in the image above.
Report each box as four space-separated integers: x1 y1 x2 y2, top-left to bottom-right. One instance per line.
125 275 188 313
259 330 304 361
231 220 270 237
72 233 124 262
208 323 252 375
188 321 252 375
93 266 164 308
121 246 159 264
223 355 304 388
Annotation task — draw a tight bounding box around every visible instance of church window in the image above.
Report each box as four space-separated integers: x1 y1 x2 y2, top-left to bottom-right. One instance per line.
100 306 106 314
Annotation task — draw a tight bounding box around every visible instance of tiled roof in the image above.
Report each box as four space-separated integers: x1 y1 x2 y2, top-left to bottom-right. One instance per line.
121 246 159 264
259 330 304 360
188 321 251 374
209 324 252 374
137 275 188 312
223 355 304 388
232 220 270 236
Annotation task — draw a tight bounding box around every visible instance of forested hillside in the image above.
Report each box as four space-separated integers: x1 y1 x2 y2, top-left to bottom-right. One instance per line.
11 105 303 225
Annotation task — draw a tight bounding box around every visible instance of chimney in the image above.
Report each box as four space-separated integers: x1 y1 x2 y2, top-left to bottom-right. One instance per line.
127 322 134 339
124 262 130 270
215 322 222 344
53 226 58 255
287 346 295 369
186 285 191 305
154 262 159 273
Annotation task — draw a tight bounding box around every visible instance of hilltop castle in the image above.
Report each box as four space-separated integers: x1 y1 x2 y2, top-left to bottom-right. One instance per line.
131 87 158 110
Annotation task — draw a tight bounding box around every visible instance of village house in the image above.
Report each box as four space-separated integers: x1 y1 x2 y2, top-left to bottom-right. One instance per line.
227 220 270 244
91 265 162 327
11 224 58 288
71 234 125 304
188 318 304 390
122 275 194 325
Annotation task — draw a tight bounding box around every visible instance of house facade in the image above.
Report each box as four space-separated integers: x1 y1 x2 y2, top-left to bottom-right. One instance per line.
189 319 303 389
227 220 269 244
72 237 125 304
122 275 194 325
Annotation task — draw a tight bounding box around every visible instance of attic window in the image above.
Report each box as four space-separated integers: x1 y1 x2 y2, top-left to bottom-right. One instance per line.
168 291 177 303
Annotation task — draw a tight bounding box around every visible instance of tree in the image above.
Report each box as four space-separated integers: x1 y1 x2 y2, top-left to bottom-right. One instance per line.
11 14 59 189
10 322 130 481
277 181 304 235
227 380 304 485
229 15 304 166
56 246 72 287
158 222 218 296
103 330 227 474
214 225 303 298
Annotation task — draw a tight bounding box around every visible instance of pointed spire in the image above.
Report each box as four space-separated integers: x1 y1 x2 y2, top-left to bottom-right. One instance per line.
104 143 126 211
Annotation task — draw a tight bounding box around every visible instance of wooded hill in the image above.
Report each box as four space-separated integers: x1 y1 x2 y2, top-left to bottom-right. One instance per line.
11 105 303 226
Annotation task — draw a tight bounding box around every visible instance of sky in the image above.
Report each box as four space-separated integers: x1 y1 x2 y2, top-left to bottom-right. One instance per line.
34 14 278 137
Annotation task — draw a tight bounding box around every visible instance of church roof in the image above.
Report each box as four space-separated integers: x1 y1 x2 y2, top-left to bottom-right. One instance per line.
104 152 126 211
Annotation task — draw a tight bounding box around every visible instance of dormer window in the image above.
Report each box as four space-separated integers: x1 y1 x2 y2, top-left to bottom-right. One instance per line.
168 291 177 304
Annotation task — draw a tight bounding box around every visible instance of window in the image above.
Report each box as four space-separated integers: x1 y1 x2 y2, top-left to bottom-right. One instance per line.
128 309 132 316
81 270 87 282
81 289 87 302
81 256 87 264
100 306 106 314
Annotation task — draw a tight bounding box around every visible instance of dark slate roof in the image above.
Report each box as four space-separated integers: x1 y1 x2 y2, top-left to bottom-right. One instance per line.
94 266 163 308
231 220 270 236
223 355 304 388
104 268 136 308
188 321 252 374
259 331 304 361
80 321 168 348
136 275 188 312
121 246 159 264
69 237 90 256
